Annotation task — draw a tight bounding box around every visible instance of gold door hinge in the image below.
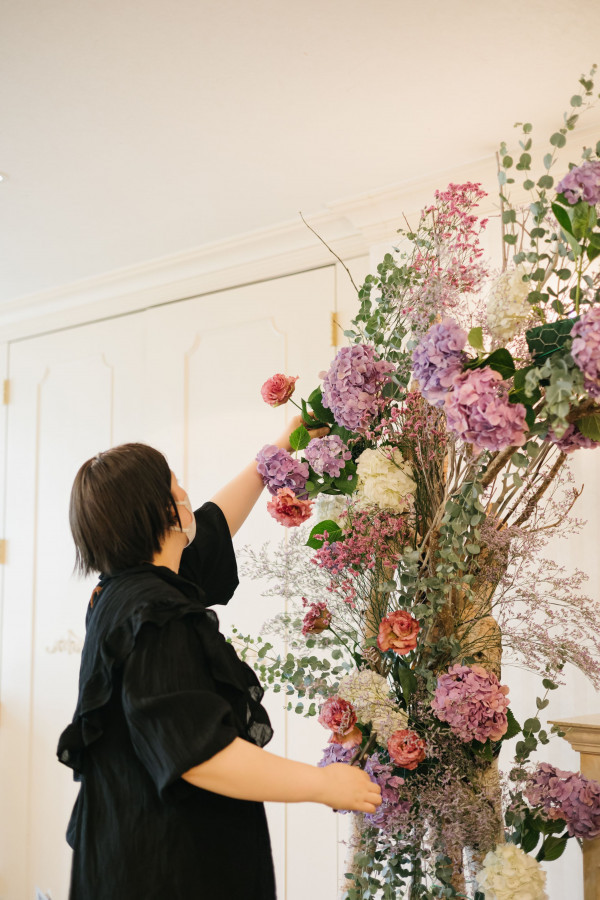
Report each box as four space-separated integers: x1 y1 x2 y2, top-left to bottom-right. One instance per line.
0 540 6 564
2 379 9 405
331 311 341 347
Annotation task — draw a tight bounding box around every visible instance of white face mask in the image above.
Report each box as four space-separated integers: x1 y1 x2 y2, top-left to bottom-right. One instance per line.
171 497 196 547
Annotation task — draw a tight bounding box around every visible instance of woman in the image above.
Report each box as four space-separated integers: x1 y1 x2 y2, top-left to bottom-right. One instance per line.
58 419 381 899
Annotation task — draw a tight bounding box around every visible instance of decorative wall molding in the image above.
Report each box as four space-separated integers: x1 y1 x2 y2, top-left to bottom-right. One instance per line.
2 121 598 344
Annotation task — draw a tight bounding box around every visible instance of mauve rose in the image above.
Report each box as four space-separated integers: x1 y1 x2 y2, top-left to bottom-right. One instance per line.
302 600 332 636
260 373 299 407
377 610 420 655
267 488 313 527
328 725 363 749
318 697 357 736
387 729 426 770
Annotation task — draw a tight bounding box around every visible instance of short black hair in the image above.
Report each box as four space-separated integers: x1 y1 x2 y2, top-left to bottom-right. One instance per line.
69 443 181 576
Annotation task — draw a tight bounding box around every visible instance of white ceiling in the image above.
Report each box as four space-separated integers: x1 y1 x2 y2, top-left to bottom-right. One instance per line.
1 0 600 306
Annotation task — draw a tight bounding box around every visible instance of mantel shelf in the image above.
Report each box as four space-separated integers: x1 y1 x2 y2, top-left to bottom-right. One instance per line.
549 715 600 756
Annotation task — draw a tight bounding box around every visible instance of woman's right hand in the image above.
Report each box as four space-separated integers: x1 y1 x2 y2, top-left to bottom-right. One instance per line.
316 763 382 813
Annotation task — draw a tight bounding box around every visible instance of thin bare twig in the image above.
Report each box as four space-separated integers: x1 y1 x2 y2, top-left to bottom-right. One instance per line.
299 211 359 293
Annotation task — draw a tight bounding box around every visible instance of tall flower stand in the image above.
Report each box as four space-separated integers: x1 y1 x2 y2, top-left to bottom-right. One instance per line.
550 715 600 900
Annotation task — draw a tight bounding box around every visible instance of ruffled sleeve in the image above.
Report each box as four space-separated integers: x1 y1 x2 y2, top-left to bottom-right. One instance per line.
122 614 239 798
179 501 239 605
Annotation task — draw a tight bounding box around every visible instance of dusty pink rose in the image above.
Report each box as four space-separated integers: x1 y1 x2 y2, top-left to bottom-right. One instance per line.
260 373 299 407
318 696 357 736
328 725 363 749
387 729 427 770
301 599 331 636
267 488 313 527
377 610 420 654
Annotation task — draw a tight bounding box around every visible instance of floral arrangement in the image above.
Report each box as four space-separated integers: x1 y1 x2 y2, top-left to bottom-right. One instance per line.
235 67 600 898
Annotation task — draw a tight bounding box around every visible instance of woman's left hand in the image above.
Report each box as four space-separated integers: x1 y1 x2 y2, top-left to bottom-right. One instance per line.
274 414 329 452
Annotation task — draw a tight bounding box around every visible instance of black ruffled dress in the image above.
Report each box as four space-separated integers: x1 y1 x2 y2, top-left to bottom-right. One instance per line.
57 502 276 900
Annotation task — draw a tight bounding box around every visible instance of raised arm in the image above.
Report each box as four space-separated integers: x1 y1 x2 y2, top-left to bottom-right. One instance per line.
182 736 381 812
210 415 328 536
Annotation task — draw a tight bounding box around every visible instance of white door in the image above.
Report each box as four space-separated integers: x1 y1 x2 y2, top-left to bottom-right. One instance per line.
0 314 148 900
0 265 352 900
144 266 341 900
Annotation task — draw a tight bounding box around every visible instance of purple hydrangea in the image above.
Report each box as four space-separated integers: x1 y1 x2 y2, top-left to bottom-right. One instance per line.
317 746 410 831
256 444 309 496
304 434 352 477
571 306 600 399
444 367 527 454
431 664 510 744
321 344 395 431
557 160 600 206
544 423 600 453
412 318 468 406
525 763 600 839
363 752 411 832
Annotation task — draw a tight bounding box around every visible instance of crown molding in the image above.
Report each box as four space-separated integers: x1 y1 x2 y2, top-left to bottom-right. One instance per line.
2 121 598 342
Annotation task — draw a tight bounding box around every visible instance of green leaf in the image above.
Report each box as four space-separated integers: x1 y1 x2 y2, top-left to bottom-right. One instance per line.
397 666 417 703
543 153 553 170
470 347 515 378
523 122 533 134
552 202 573 235
577 414 600 442
468 326 484 351
537 174 554 190
307 386 336 425
542 677 559 690
306 519 343 550
536 833 568 862
523 179 535 191
550 132 567 148
503 233 518 245
570 94 583 107
289 424 311 452
504 707 522 740
502 209 517 224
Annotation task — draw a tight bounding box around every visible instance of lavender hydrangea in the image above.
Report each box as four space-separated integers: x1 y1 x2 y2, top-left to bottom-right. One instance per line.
544 423 600 453
321 344 394 431
256 444 309 496
363 753 410 832
412 318 468 406
444 367 527 454
557 160 600 206
571 306 600 399
431 664 510 744
304 434 352 478
317 746 410 832
525 763 600 839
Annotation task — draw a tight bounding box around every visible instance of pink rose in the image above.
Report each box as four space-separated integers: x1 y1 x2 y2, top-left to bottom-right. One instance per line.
328 725 362 749
301 600 332 636
318 697 357 736
267 488 313 527
260 373 299 407
377 610 420 654
387 729 426 770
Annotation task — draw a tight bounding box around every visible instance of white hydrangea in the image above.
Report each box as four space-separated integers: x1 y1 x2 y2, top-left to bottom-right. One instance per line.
486 265 532 343
312 493 349 526
356 448 416 511
476 842 548 900
337 668 408 744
